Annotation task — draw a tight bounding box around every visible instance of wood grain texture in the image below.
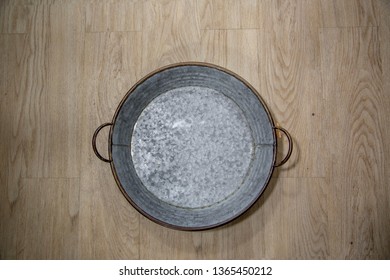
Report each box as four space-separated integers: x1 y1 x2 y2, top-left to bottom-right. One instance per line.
261 178 329 259
16 178 80 259
0 4 34 34
198 0 261 29
14 1 50 177
85 0 142 32
320 27 385 179
1 0 389 260
377 0 390 174
320 0 379 27
320 23 389 258
140 0 201 73
328 176 390 259
200 29 261 96
0 34 26 259
198 28 265 259
259 0 328 177
80 30 142 259
45 2 84 177
138 0 203 259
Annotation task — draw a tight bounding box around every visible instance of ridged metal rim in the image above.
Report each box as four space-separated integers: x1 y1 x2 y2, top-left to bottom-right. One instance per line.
108 62 277 231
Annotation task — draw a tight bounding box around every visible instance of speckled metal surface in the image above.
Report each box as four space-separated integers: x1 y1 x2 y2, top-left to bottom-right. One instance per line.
131 86 253 209
110 63 276 230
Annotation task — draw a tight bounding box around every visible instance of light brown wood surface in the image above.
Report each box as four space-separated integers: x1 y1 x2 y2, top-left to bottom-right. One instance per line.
1 0 389 259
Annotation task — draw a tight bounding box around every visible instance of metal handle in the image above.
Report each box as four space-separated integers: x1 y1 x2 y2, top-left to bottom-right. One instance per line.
273 126 293 167
92 123 113 163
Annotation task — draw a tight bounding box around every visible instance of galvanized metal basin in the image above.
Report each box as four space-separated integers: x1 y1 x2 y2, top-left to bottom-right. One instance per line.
93 62 292 230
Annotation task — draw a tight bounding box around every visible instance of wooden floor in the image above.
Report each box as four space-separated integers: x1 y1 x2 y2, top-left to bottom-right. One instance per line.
1 0 389 260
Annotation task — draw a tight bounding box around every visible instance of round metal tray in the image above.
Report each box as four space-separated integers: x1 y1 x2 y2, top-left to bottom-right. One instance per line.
93 62 292 230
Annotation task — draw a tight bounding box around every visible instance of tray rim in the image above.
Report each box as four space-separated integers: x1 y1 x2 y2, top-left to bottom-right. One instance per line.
107 61 278 231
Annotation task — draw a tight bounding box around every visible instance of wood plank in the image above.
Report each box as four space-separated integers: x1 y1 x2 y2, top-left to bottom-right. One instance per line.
197 0 262 29
0 3 87 258
0 34 9 256
0 152 17 259
320 0 379 27
0 4 46 183
377 0 390 174
197 0 240 30
226 29 261 96
1 1 85 179
199 29 270 256
139 0 204 259
1 33 29 191
320 24 389 258
198 2 328 258
17 3 50 178
44 2 84 178
0 103 16 259
328 177 390 258
291 178 329 259
199 29 227 67
261 178 329 259
201 198 266 259
201 29 262 96
139 218 202 259
79 31 142 259
85 0 142 32
198 28 262 259
0 34 27 259
201 28 267 104
1 0 42 5
139 3 271 260
259 0 328 177
259 0 302 133
0 4 34 34
320 27 385 179
83 31 142 121
377 1 390 258
141 0 201 74
202 178 329 259
79 170 140 259
15 178 80 259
